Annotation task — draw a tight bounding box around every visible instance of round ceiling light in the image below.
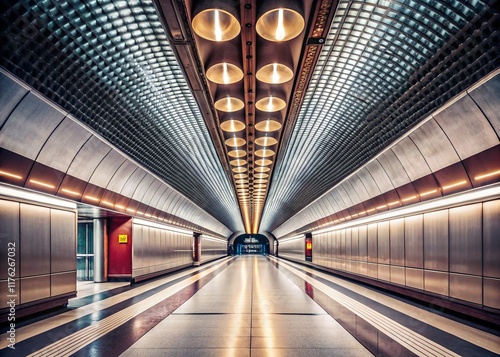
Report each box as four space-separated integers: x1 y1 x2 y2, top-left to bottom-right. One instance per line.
254 179 268 184
255 159 272 166
192 9 240 42
235 179 249 184
254 120 282 132
234 173 248 179
225 137 246 147
221 120 245 132
254 136 278 146
256 8 304 42
230 159 247 166
207 62 244 84
255 149 275 158
255 96 286 112
256 63 293 84
232 167 247 173
215 97 245 112
255 167 271 173
254 173 270 179
228 149 246 158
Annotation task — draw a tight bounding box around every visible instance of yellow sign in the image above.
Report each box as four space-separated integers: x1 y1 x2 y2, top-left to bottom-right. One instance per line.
118 234 128 244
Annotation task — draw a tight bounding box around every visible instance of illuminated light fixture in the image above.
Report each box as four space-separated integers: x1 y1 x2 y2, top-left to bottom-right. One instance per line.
206 62 244 84
475 169 500 180
256 63 293 84
402 195 417 202
101 200 114 207
255 167 270 173
255 120 282 132
215 97 244 112
352 213 359 217
256 96 286 112
255 149 275 158
419 189 437 197
255 159 272 166
85 196 99 202
137 211 144 215
144 213 152 217
0 170 22 179
115 204 125 210
126 208 136 213
230 159 247 166
388 201 400 206
0 184 76 209
29 179 55 189
134 218 193 235
254 173 269 179
221 120 245 132
228 149 246 158
442 180 467 190
254 136 278 146
234 173 248 179
366 208 375 213
256 8 304 42
254 179 268 184
192 8 240 42
376 205 387 209
61 188 80 196
225 137 246 147
235 179 249 184
232 167 247 173
254 184 267 188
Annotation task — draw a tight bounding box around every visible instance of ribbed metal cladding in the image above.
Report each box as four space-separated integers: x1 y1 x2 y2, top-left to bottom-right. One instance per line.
0 0 244 233
260 0 499 232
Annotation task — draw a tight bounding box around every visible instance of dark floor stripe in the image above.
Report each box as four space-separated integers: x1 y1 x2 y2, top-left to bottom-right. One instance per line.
271 257 499 357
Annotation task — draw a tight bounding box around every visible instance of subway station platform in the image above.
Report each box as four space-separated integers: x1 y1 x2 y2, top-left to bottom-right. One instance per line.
1 255 498 357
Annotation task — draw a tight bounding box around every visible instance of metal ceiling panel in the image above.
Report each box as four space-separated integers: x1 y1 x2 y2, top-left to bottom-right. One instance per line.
391 137 432 181
410 119 460 172
356 168 382 198
377 150 411 188
468 73 500 137
120 167 148 198
365 160 395 194
37 117 92 173
342 181 362 206
335 186 352 209
141 179 163 205
149 185 168 209
131 174 156 202
0 72 28 128
88 150 127 188
155 187 176 212
434 95 499 160
67 136 112 182
349 173 371 202
0 93 65 160
106 161 139 194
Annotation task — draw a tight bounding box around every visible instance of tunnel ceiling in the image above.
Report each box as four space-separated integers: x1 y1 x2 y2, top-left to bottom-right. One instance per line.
1 0 499 235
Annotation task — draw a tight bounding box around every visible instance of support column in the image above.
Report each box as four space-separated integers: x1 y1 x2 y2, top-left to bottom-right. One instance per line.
93 218 108 282
193 233 201 266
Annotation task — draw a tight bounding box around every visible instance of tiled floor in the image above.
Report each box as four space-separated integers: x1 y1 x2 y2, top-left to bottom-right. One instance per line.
121 255 372 357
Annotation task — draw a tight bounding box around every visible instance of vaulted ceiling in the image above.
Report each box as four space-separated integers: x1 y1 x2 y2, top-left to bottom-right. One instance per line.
0 0 498 236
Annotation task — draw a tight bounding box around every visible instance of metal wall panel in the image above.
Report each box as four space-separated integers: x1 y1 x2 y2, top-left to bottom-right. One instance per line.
405 215 423 268
358 225 368 261
390 218 405 266
424 270 449 296
351 227 359 261
345 229 352 260
0 93 65 160
410 119 460 172
449 204 482 275
106 161 138 193
67 136 112 181
367 263 378 279
51 271 76 296
377 150 411 188
50 209 76 273
0 199 19 280
405 268 423 290
449 273 482 305
378 265 390 282
390 266 405 285
342 181 361 205
89 150 127 187
350 173 370 202
336 184 354 207
37 117 92 172
423 210 448 271
20 275 50 304
367 223 378 263
483 200 500 278
0 72 28 127
391 138 432 181
468 73 500 136
20 204 50 276
0 280 19 306
434 95 499 160
377 221 390 264
356 168 382 197
327 193 342 212
366 160 395 193
483 277 500 309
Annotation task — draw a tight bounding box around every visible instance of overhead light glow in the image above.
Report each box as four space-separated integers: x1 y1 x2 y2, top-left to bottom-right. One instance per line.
475 170 500 180
0 184 76 209
0 170 22 179
214 9 222 41
30 179 55 189
221 120 245 133
85 196 99 202
420 189 437 197
442 180 467 190
61 188 80 196
276 9 285 41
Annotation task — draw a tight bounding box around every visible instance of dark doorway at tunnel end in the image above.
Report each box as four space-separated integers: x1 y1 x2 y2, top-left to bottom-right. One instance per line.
232 234 269 255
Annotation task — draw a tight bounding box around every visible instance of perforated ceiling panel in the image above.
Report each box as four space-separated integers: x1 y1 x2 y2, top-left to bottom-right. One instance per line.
0 0 244 233
260 0 499 232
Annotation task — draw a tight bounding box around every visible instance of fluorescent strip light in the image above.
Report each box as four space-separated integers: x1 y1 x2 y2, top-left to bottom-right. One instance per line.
402 195 417 202
115 204 125 209
442 180 466 190
0 170 23 179
202 235 227 243
85 196 99 202
61 188 80 196
279 234 304 243
0 184 76 209
134 218 193 235
313 184 500 235
419 189 437 197
475 169 500 180
29 179 55 189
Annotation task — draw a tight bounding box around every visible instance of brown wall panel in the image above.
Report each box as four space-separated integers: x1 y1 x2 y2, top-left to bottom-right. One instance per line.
51 271 76 296
51 209 77 273
377 221 390 264
449 273 482 305
20 204 50 276
0 199 19 279
424 270 449 296
20 275 50 304
367 223 378 263
390 218 405 266
483 200 500 278
423 210 448 272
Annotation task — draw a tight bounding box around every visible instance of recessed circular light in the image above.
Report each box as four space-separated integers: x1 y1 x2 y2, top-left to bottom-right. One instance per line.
225 137 246 147
256 96 286 112
221 120 246 132
192 9 240 42
254 136 278 146
215 97 244 112
255 120 282 132
256 63 293 84
207 62 244 84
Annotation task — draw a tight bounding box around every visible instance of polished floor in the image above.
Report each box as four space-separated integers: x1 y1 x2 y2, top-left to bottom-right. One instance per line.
1 256 498 356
